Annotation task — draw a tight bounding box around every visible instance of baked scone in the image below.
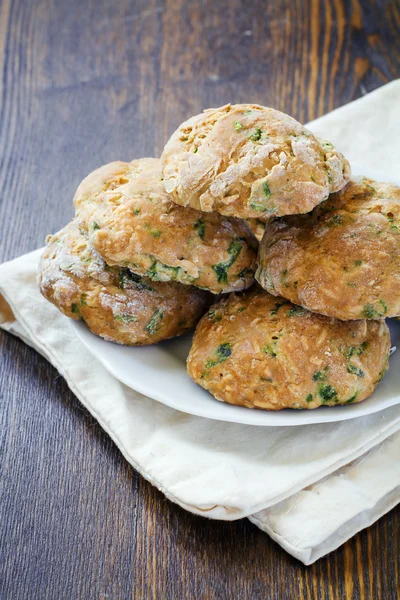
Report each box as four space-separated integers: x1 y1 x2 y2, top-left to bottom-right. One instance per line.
38 220 211 345
187 287 390 410
74 157 258 294
257 178 400 320
161 104 350 221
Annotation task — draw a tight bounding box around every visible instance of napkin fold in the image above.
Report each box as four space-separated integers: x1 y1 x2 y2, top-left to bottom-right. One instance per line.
1 81 400 564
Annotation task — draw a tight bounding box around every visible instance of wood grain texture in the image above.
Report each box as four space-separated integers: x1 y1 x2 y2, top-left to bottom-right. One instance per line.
1 0 400 598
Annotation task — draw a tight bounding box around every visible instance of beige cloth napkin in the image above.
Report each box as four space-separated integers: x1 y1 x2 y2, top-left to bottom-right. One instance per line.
1 81 400 564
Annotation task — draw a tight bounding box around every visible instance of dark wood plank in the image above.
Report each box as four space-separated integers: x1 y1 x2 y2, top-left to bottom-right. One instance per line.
1 0 400 598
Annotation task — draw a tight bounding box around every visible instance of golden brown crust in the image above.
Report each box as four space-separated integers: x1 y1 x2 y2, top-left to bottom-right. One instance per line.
161 104 350 220
257 178 400 320
74 157 258 294
38 220 211 345
187 287 390 410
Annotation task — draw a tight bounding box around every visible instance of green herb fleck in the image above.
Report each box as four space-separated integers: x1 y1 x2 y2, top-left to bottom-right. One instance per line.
345 342 367 360
263 181 271 198
249 179 275 212
321 141 334 151
249 128 262 141
207 308 222 323
80 295 87 306
212 239 243 284
323 165 333 183
115 313 137 323
345 343 367 378
347 364 365 377
146 260 193 284
205 343 232 368
379 299 388 314
145 224 161 238
311 175 316 183
354 260 363 267
312 368 328 381
306 394 313 403
119 270 154 291
71 303 79 314
270 302 286 316
368 223 383 235
133 208 141 215
262 345 277 358
92 222 100 231
262 270 276 292
345 392 358 404
362 304 377 319
287 305 306 317
328 215 344 227
194 219 206 240
145 308 164 335
318 384 338 402
234 121 243 131
362 301 387 319
147 262 163 281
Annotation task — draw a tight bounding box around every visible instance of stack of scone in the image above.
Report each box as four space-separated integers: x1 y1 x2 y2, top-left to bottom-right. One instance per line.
39 157 258 346
39 103 400 411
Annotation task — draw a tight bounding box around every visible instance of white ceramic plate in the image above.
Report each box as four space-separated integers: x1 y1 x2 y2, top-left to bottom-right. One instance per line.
71 166 400 427
72 320 400 427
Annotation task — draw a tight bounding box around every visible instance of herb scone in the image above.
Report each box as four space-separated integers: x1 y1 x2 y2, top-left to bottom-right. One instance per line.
74 157 258 294
187 287 390 410
257 178 400 320
161 104 350 220
38 220 211 345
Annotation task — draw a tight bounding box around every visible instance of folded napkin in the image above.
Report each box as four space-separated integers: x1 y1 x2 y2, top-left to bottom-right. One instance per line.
1 81 400 565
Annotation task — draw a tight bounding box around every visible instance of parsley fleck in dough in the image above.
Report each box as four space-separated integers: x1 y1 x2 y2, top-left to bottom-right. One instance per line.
38 221 211 345
212 239 244 283
205 343 232 368
145 308 164 335
74 157 257 294
161 104 350 221
187 287 390 410
257 178 400 320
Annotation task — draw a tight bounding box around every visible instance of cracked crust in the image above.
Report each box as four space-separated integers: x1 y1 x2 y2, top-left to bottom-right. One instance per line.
187 287 390 410
161 104 350 220
38 220 211 345
257 178 400 320
74 157 258 294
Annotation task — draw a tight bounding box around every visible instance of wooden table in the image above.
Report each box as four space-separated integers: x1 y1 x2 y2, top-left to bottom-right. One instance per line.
1 1 399 598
